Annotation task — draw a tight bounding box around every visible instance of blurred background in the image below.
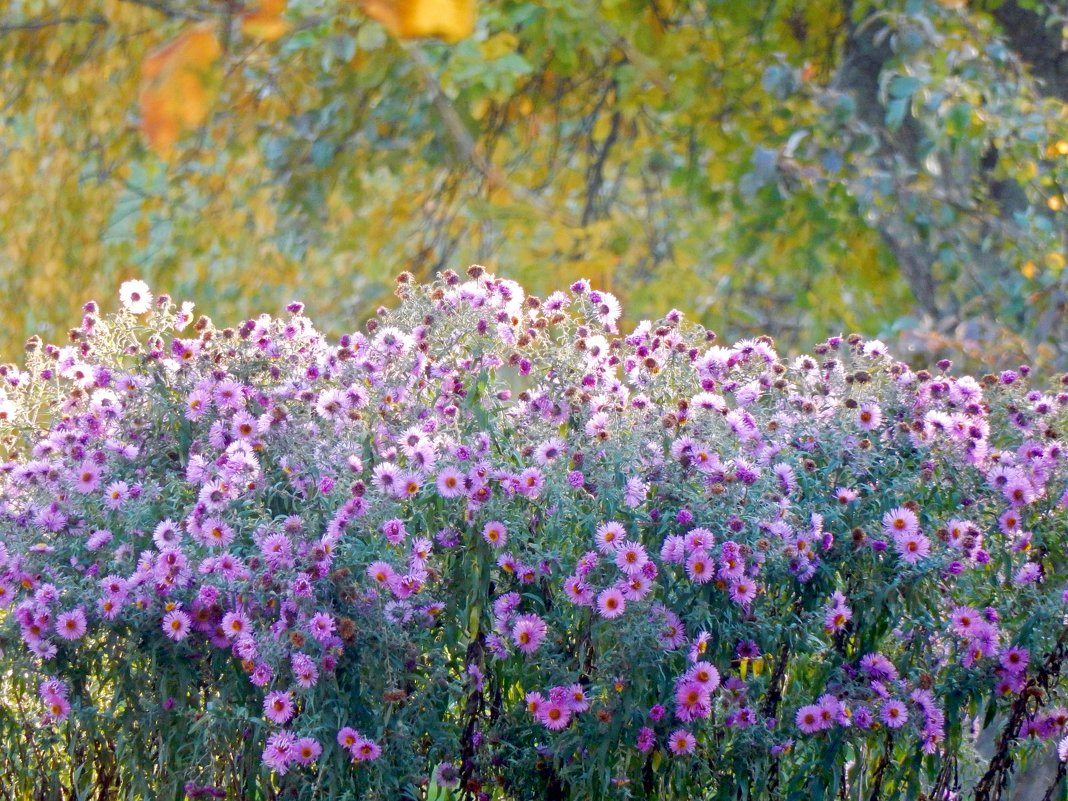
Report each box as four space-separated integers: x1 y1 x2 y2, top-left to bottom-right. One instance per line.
2 0 1067 372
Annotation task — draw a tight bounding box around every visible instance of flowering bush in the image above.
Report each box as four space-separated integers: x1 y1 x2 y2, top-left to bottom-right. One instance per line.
2 269 1068 800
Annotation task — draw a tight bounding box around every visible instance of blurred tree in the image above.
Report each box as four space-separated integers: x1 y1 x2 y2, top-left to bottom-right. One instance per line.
0 0 1066 370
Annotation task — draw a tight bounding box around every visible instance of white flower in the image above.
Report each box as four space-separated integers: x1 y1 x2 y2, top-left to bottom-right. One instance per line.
119 279 153 314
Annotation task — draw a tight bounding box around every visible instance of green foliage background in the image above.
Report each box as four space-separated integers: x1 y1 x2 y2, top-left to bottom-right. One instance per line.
2 0 1067 370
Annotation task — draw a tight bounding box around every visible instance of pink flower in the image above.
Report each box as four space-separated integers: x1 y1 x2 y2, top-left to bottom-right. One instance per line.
262 731 295 775
72 461 102 494
667 729 696 755
999 508 1022 534
685 550 714 584
39 679 70 723
637 726 656 752
293 737 322 766
622 574 653 600
658 610 686 650
524 691 546 716
518 467 545 497
199 517 235 549
162 610 191 641
1000 646 1029 675
834 487 859 504
880 699 908 729
684 527 715 552
56 607 87 641
596 587 626 619
660 535 686 563
565 683 590 712
563 575 594 606
857 403 883 430
1003 478 1035 507
351 736 382 762
263 691 295 725
949 606 982 638
394 471 422 499
824 592 852 633
615 541 649 576
685 661 721 691
380 518 408 545
882 507 919 538
482 521 508 548
728 578 757 605
103 481 129 510
894 532 930 564
291 653 319 689
436 467 465 499
674 680 711 722
337 727 360 750
538 701 572 731
511 614 548 654
308 612 335 644
367 561 396 586
86 529 113 551
221 611 250 639
42 693 71 723
795 704 824 734
595 522 625 553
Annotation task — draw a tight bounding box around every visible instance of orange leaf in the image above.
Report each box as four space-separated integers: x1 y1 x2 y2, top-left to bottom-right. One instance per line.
138 90 181 153
241 0 290 42
138 23 221 155
359 0 475 43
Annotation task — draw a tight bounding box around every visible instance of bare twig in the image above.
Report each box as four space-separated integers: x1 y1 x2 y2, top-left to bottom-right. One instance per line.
975 625 1068 801
116 0 206 21
1041 760 1067 801
0 14 108 34
405 44 580 227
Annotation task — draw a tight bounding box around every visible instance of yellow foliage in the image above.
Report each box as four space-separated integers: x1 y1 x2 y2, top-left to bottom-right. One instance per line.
480 32 518 60
358 0 476 43
139 24 222 155
242 0 291 42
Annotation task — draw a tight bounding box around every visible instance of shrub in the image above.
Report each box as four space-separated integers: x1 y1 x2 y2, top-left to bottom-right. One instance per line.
1 270 1067 800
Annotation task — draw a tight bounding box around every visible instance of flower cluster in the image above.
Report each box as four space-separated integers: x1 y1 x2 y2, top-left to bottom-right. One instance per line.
2 271 1068 799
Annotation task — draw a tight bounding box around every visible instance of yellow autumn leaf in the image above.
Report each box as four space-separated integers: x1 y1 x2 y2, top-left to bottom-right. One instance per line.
242 0 291 42
471 97 491 120
480 31 517 60
359 0 476 43
138 23 221 155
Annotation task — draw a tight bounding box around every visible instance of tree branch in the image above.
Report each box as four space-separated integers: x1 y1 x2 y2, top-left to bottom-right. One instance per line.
116 0 207 21
831 5 943 318
405 44 580 227
0 14 108 34
985 1 1068 103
